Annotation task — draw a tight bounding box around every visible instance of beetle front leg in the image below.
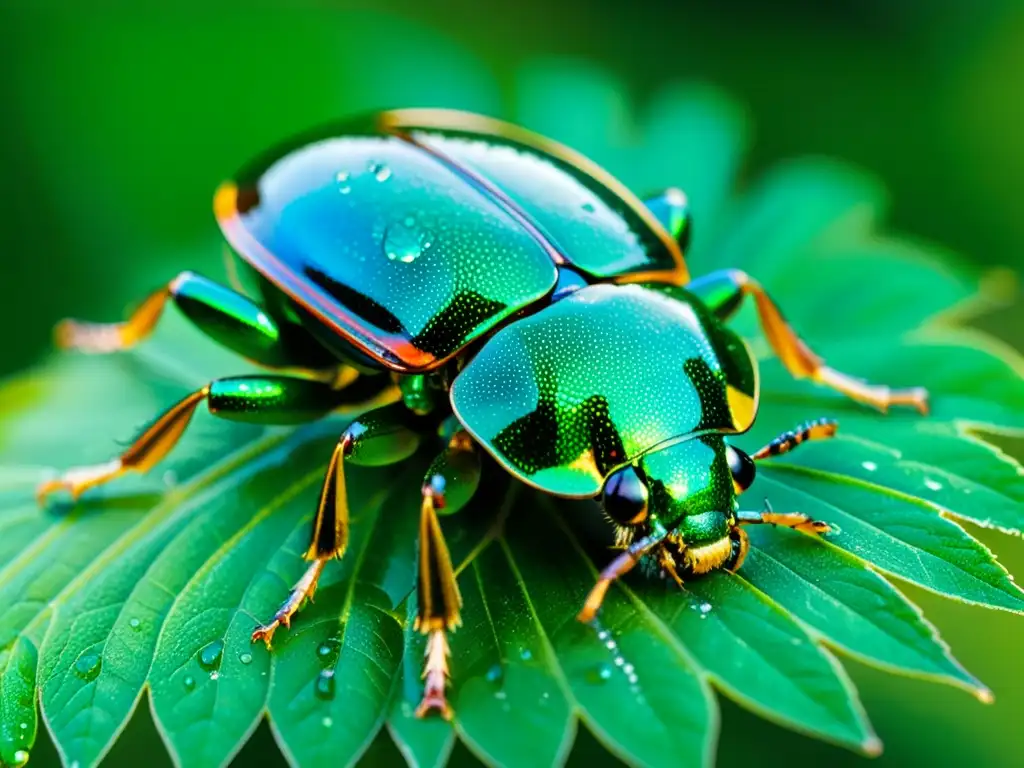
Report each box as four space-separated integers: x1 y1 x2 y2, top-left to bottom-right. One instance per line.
414 432 481 720
37 375 386 503
252 401 424 647
55 271 336 374
686 269 929 413
736 507 831 536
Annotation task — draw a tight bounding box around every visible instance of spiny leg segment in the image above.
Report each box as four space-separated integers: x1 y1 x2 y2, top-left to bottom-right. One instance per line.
414 432 481 720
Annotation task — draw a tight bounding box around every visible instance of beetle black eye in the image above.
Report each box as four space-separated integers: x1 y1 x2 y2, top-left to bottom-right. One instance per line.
602 465 649 525
727 446 756 494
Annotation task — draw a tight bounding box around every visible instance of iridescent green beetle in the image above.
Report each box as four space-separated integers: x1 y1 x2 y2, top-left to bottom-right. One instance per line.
39 110 928 718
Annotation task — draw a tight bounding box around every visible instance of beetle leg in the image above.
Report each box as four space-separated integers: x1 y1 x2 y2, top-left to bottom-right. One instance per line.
252 401 424 646
577 534 665 624
251 558 328 648
37 376 390 504
751 417 838 460
686 269 929 414
413 432 481 720
55 271 338 375
736 507 831 536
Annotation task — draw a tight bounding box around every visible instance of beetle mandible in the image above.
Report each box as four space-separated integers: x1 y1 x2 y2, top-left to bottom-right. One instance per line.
39 109 928 718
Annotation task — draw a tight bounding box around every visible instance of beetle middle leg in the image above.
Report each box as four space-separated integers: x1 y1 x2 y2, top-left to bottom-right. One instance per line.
252 401 425 646
686 268 929 413
36 374 391 503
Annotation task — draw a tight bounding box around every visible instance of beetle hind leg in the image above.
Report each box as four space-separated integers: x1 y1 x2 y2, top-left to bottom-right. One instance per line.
687 269 929 414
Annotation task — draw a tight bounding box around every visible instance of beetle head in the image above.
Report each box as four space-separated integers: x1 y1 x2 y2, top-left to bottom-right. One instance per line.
601 436 750 577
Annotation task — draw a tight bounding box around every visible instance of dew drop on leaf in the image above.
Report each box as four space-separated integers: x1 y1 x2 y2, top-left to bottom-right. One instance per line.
183 675 196 691
336 171 351 194
198 639 224 671
315 669 336 700
322 717 333 728
586 664 614 684
316 637 341 665
519 647 533 661
861 461 878 472
924 478 943 491
239 652 253 665
13 750 29 767
699 601 712 615
581 201 596 213
485 664 503 683
128 618 141 631
73 653 101 681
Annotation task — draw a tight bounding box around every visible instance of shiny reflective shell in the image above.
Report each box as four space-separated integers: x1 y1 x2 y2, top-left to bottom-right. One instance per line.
451 284 757 497
214 109 686 372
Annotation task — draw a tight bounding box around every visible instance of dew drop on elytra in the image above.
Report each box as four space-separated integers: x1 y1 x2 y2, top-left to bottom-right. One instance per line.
384 221 433 263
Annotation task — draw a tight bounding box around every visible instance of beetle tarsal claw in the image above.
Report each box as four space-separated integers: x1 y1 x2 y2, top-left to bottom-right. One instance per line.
36 459 124 504
415 629 453 720
251 558 327 650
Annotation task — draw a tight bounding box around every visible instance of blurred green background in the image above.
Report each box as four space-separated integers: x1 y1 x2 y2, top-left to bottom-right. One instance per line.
2 1 1023 766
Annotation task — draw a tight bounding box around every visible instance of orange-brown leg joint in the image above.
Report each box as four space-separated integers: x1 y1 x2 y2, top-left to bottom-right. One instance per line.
577 534 662 624
56 284 173 354
732 270 929 414
414 484 462 720
36 387 209 503
251 558 327 648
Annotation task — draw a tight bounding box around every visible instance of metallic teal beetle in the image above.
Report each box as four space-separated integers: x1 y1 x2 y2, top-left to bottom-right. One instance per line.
39 109 929 718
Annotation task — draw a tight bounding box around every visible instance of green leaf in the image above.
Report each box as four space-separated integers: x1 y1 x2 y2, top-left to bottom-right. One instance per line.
3 64 1024 768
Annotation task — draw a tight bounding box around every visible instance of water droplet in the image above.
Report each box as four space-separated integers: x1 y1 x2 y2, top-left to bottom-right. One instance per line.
587 664 614 684
494 690 507 700
239 652 253 665
198 640 224 671
614 657 625 667
861 461 878 472
73 653 101 681
485 664 503 683
128 618 141 631
13 750 29 767
403 215 416 227
322 716 333 728
924 478 943 491
19 722 28 730
699 602 712 615
316 638 341 665
370 162 392 182
519 647 533 661
384 220 433 263
604 639 616 651
315 669 336 700
162 470 178 487
335 171 351 194
209 671 220 681
183 675 196 691
581 201 596 213
623 663 635 676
